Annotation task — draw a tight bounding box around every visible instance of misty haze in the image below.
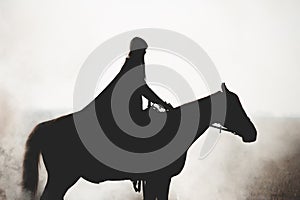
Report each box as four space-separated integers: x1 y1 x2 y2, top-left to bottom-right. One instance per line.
0 107 299 199
1 0 300 199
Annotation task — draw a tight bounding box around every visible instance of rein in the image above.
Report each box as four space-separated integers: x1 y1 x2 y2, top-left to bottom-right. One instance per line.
210 124 236 134
147 103 236 134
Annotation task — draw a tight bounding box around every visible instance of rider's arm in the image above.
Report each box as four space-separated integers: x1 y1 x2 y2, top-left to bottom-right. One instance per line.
140 84 173 110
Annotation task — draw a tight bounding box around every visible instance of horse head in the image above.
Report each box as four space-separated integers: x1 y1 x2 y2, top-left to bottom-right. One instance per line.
220 83 257 143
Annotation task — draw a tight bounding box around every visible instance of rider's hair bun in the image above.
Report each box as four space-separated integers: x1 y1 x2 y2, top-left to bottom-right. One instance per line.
130 37 148 51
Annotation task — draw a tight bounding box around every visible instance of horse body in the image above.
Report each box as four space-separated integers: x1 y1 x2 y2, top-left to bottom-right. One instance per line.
22 83 257 200
23 108 187 200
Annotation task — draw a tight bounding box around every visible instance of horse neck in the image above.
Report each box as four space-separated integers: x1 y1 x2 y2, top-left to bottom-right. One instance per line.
191 91 224 142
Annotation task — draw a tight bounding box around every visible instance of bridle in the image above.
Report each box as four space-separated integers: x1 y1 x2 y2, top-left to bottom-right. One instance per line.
210 124 236 134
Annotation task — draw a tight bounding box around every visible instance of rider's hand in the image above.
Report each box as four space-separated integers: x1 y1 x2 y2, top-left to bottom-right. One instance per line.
164 102 173 110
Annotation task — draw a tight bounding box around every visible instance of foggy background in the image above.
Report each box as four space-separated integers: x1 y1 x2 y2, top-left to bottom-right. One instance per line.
0 0 300 199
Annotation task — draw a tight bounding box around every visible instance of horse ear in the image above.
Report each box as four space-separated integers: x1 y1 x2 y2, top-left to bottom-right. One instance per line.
221 83 227 92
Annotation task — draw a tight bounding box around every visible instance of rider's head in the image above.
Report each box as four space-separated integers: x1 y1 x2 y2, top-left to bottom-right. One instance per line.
129 37 148 56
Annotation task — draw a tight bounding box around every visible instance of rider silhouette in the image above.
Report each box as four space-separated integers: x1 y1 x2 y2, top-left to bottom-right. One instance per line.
118 37 173 192
120 37 173 126
95 37 172 123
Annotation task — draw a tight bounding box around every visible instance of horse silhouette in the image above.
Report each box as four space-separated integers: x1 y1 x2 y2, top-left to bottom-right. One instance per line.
22 34 256 200
22 81 257 200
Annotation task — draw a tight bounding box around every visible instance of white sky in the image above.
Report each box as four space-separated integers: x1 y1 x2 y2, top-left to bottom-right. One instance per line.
1 0 300 117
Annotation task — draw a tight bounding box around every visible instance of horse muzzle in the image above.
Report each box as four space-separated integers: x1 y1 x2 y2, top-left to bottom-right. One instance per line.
241 123 257 143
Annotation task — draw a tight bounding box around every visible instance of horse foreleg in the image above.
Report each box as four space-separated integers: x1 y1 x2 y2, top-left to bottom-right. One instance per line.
143 178 171 200
143 179 156 200
156 178 171 200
